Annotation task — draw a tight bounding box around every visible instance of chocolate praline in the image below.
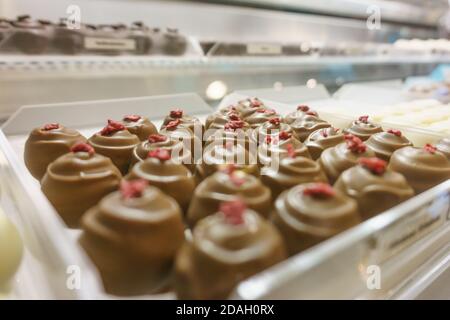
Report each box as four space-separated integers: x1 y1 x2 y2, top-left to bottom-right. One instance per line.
335 158 414 220
318 135 375 184
261 156 328 199
161 28 187 56
175 201 286 299
187 170 272 227
290 114 331 142
244 108 280 129
41 143 122 228
305 127 345 160
8 15 50 54
121 114 158 141
235 98 267 118
436 137 450 160
24 123 86 180
205 105 239 129
365 129 413 161
388 145 450 194
88 120 140 175
80 181 185 296
250 117 298 145
273 183 360 255
344 115 383 141
161 109 204 139
126 149 196 212
283 105 319 125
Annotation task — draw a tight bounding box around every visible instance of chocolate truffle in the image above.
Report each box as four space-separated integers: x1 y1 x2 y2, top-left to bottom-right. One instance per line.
24 123 87 180
335 157 414 220
344 115 383 141
258 131 310 167
121 114 158 141
436 137 450 160
187 168 272 226
41 143 122 228
283 105 319 125
319 134 376 184
290 113 331 142
305 127 345 160
250 117 298 145
235 98 266 118
8 15 50 54
130 134 192 171
205 105 239 129
273 183 360 255
365 129 413 161
388 144 450 194
161 28 187 56
126 148 196 212
80 180 185 296
0 211 23 286
161 109 204 139
196 139 259 181
244 108 280 129
88 120 140 175
204 123 252 151
175 200 286 299
262 156 328 199
208 115 249 132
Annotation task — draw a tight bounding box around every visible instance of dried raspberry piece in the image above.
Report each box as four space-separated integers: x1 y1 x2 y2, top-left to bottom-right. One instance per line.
123 115 141 122
165 119 181 131
70 142 94 155
344 134 367 153
229 173 246 187
148 134 167 143
303 183 335 198
358 115 369 124
147 148 171 161
265 136 272 144
279 131 291 140
42 123 59 131
387 129 402 137
228 113 241 121
170 109 183 118
220 200 246 225
297 105 309 112
100 120 125 136
358 157 387 175
221 164 236 175
120 179 148 199
305 110 318 116
269 117 281 126
224 120 245 131
424 143 437 154
286 143 296 158
250 98 263 108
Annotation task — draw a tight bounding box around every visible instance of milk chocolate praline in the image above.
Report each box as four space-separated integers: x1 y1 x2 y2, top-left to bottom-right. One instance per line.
80 180 185 296
344 115 383 141
319 135 375 184
335 157 414 220
126 149 196 212
41 143 122 228
175 200 286 299
24 123 86 180
205 105 239 129
436 137 450 160
235 97 267 118
305 127 345 160
365 129 412 161
187 169 271 227
196 139 259 182
262 156 328 199
273 183 360 255
121 114 158 141
290 114 331 142
161 109 204 140
249 117 298 145
283 105 320 125
244 108 280 129
388 145 450 194
88 120 140 175
8 15 50 54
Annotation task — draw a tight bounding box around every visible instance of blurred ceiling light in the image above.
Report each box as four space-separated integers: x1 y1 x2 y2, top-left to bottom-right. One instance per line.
206 80 228 100
273 81 283 91
306 78 317 88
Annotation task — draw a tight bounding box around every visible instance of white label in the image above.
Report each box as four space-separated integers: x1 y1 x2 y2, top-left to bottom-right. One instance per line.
84 37 136 51
246 43 282 55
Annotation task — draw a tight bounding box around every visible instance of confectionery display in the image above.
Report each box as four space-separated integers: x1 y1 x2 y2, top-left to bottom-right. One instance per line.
0 210 23 286
41 142 122 227
272 183 360 255
88 120 140 175
318 134 376 183
343 116 383 141
334 157 414 220
121 114 158 141
388 144 450 194
436 137 450 160
0 16 193 56
24 123 87 180
261 156 328 199
126 148 196 212
80 180 185 295
304 127 345 160
175 200 286 299
187 168 271 226
365 129 413 161
257 131 310 167
196 139 259 181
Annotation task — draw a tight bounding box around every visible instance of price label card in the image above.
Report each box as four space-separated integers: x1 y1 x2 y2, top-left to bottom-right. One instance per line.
84 37 136 51
246 43 282 55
